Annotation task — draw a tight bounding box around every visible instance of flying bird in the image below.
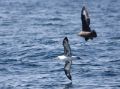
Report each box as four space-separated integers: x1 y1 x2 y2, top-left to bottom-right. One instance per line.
63 37 72 80
57 37 72 80
78 6 97 41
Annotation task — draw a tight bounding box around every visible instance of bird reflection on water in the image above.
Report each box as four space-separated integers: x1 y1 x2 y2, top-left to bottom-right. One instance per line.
63 82 72 89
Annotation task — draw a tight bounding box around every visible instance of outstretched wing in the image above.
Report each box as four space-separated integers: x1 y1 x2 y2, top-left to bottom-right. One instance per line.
81 6 91 31
64 60 72 80
63 37 72 57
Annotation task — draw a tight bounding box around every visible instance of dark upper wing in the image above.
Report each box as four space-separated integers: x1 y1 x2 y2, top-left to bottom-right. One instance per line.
81 6 91 31
64 60 72 80
63 37 72 57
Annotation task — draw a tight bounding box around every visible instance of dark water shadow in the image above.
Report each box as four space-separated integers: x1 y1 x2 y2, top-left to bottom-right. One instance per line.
63 82 72 89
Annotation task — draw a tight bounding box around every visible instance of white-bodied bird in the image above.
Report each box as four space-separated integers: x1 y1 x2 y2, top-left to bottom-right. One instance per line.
63 37 72 80
57 37 72 80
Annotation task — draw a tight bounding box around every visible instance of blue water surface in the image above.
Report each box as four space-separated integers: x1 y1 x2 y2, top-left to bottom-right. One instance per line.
0 0 120 89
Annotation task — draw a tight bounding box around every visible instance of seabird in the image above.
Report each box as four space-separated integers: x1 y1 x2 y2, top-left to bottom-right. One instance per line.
57 37 72 80
78 6 97 41
63 37 72 80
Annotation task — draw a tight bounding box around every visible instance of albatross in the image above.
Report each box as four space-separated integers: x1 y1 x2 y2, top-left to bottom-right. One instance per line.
57 37 72 80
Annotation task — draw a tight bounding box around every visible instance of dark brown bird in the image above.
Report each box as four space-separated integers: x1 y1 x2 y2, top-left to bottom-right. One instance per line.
78 6 97 41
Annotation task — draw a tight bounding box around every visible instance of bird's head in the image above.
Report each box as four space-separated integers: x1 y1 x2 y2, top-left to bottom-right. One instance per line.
91 30 97 37
63 37 68 45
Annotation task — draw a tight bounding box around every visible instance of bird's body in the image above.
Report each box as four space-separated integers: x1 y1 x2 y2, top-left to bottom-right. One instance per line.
57 55 76 61
78 31 91 37
57 55 69 61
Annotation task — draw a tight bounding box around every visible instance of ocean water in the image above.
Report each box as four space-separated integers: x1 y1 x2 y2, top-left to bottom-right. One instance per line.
0 0 120 89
